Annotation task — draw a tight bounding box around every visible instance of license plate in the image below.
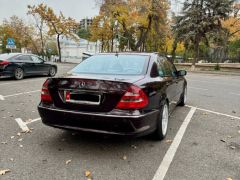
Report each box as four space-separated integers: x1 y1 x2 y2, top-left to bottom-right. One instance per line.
64 90 101 105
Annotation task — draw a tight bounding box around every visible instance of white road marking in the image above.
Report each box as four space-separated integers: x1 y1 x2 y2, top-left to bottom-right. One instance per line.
230 92 240 96
152 107 197 180
0 78 44 86
186 105 240 120
0 90 40 100
25 118 41 125
189 87 208 91
15 118 30 132
0 95 4 100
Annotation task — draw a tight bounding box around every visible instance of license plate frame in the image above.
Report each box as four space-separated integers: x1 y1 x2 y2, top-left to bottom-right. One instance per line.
64 90 101 105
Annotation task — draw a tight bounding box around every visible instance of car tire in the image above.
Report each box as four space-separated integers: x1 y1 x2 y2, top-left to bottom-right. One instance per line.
14 67 24 80
178 86 187 106
49 67 56 77
154 101 169 140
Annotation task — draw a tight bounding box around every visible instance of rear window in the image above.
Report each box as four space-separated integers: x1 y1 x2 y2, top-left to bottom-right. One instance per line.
0 53 18 60
71 54 149 75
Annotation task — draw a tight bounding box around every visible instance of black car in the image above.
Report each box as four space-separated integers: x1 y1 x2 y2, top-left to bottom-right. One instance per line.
38 53 187 140
0 53 57 80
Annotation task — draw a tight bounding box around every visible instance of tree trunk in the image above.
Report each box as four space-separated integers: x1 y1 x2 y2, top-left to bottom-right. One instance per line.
134 15 152 51
40 30 45 58
57 34 61 62
171 39 178 63
192 38 200 70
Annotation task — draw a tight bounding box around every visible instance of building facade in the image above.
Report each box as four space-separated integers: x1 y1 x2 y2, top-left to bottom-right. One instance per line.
60 36 100 63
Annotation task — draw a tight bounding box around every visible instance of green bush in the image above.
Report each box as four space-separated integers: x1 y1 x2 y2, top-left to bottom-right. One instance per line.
214 63 220 71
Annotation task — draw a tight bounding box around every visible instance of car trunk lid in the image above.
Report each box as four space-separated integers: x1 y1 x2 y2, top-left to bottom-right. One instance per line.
47 74 144 112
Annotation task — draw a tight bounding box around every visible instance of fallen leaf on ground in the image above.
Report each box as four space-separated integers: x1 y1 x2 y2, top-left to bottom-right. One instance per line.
123 155 127 160
85 170 91 177
0 169 11 175
166 140 173 143
65 160 71 165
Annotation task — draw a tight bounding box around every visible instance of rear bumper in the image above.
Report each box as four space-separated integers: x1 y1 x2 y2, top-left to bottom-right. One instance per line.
38 104 159 137
0 70 14 78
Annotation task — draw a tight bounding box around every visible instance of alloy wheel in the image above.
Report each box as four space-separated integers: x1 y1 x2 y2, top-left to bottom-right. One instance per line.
161 104 169 136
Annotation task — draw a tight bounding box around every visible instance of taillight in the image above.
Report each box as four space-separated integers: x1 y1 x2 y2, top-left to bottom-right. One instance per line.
116 85 149 109
0 61 10 65
41 79 52 103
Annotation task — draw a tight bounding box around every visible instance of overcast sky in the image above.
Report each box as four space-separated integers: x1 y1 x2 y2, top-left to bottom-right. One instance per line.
0 0 181 24
0 0 99 23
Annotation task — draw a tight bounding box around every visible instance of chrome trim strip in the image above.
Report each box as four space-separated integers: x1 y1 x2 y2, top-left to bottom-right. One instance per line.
38 105 159 118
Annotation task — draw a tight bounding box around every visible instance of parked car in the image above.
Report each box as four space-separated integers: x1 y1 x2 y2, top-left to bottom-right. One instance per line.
0 53 57 80
38 53 187 140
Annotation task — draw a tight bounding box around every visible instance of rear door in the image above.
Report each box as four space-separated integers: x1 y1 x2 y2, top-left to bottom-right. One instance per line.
31 55 50 74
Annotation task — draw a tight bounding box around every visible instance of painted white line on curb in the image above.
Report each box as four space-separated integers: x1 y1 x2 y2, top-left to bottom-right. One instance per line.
152 107 197 180
189 87 208 91
15 118 30 132
185 105 240 120
25 118 41 125
0 90 40 100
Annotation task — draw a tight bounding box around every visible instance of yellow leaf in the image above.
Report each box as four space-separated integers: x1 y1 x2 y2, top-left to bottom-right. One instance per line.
0 169 11 175
85 170 91 177
65 160 71 165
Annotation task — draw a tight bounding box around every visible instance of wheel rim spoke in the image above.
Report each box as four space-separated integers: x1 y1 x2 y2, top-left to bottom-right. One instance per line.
162 104 168 136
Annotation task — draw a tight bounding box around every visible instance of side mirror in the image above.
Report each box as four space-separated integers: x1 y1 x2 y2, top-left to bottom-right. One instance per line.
177 70 187 76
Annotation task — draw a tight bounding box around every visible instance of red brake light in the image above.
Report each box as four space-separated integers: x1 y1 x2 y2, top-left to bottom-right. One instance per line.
0 61 10 65
116 85 149 109
41 79 52 103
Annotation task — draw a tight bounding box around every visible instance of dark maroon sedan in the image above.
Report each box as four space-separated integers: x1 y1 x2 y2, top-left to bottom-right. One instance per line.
38 53 187 140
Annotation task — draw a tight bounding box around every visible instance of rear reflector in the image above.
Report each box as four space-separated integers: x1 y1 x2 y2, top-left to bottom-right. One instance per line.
41 79 52 103
116 85 148 109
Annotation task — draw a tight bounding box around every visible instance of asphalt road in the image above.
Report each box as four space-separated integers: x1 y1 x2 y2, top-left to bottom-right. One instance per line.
0 64 239 180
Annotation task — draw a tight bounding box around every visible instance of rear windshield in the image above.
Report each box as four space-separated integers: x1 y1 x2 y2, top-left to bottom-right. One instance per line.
0 53 18 60
71 55 149 75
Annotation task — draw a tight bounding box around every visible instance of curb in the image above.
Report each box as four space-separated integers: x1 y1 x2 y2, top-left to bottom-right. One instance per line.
187 71 240 76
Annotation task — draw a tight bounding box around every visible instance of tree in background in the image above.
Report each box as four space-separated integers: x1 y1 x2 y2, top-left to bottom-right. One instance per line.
77 29 91 40
27 4 79 62
172 0 234 67
28 5 48 57
0 16 38 53
91 0 169 52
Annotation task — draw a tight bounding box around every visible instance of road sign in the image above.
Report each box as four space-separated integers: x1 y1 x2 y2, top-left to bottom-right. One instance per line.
7 38 15 46
6 38 16 50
